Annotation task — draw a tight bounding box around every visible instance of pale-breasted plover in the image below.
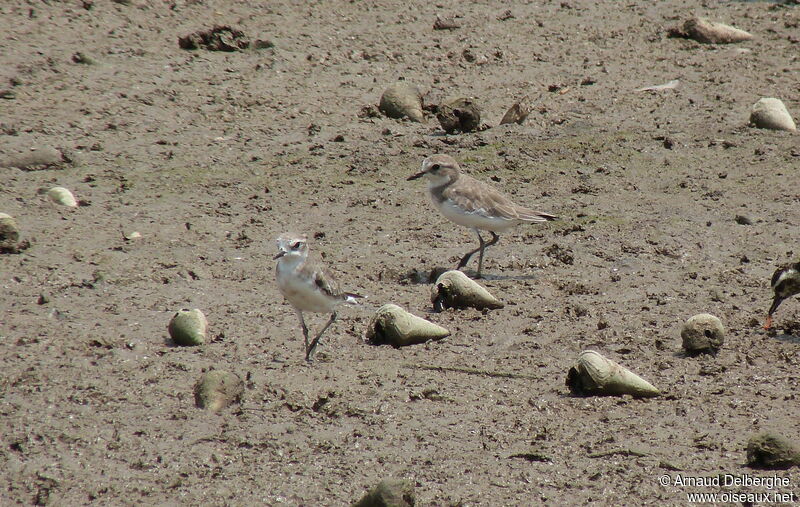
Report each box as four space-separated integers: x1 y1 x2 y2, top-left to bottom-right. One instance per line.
274 234 361 361
407 154 557 278
764 262 800 330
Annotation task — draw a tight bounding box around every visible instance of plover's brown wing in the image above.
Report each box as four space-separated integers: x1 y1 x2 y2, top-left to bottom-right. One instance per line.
297 261 342 299
299 261 362 302
446 175 556 222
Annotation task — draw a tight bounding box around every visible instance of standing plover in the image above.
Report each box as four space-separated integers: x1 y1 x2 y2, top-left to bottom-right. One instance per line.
764 262 800 330
407 154 557 278
274 234 361 361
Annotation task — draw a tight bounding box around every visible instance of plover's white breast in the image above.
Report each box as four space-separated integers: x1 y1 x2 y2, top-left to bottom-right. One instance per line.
277 265 337 313
436 198 518 232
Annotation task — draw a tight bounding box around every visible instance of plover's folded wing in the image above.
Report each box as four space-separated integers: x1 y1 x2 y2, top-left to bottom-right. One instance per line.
304 262 363 303
442 176 510 218
446 175 556 222
295 261 340 298
514 205 557 222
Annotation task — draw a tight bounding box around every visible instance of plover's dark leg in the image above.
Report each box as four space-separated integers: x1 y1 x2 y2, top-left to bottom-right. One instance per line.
458 231 500 278
306 312 337 361
458 229 486 270
296 310 309 353
475 232 500 278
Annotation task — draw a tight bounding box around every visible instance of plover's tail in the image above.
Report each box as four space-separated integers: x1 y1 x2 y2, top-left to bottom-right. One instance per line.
517 207 558 223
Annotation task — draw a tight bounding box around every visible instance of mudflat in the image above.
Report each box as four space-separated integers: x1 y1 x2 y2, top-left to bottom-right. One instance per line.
2 1 799 504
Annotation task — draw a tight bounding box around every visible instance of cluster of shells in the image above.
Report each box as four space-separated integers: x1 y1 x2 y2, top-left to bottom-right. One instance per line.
374 16 795 134
364 270 502 348
165 309 245 413
363 273 728 400
377 82 529 134
0 185 82 252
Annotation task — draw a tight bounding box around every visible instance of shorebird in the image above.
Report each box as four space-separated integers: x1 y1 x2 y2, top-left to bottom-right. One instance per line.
764 262 800 330
274 233 361 361
407 154 557 278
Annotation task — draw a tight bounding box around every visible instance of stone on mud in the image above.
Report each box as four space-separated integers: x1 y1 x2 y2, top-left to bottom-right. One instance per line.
436 97 481 133
168 308 207 346
353 478 415 507
681 313 724 354
194 370 244 413
379 83 424 122
750 98 796 132
746 432 800 469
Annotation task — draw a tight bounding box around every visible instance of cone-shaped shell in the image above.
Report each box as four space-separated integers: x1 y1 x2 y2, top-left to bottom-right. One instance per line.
168 308 207 346
379 83 424 122
746 432 800 469
566 350 660 398
681 313 725 354
431 270 504 311
194 370 244 413
750 98 796 132
0 213 20 249
47 186 78 207
683 17 753 44
366 304 450 347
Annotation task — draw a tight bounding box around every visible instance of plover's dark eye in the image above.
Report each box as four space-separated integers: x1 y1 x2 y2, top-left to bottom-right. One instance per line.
292 241 302 249
430 164 440 171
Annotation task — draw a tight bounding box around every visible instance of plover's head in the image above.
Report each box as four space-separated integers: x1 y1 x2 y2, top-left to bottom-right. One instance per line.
407 154 460 186
274 233 309 260
772 262 800 294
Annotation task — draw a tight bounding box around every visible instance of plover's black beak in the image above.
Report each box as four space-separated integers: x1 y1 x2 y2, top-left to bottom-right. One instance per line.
407 171 425 181
768 295 785 317
273 251 285 260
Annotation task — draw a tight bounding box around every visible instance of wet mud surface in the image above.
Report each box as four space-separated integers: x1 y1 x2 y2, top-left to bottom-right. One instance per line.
2 0 799 504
